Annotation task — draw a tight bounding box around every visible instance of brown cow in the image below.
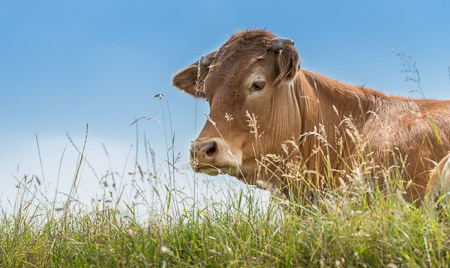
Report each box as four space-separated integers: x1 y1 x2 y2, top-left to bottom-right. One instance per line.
173 30 450 206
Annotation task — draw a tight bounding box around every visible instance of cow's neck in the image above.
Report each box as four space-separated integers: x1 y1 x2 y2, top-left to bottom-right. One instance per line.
294 70 379 168
302 70 377 128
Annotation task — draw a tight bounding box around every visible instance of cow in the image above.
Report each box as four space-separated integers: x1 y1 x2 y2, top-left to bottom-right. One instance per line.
172 30 450 206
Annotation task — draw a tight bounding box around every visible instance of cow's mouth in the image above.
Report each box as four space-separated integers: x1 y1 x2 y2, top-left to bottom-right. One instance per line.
190 138 244 176
192 163 240 176
193 164 231 176
194 166 221 176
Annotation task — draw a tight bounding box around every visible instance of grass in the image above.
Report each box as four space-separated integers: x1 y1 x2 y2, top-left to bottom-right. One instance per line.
1 187 449 267
1 145 449 267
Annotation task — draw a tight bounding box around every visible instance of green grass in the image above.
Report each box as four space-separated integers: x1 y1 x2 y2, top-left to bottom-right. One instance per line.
1 171 449 267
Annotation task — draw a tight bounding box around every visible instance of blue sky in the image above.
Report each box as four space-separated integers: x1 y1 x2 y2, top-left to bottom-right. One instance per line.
1 0 449 206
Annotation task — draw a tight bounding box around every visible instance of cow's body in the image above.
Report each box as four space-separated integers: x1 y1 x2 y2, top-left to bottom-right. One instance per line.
173 30 450 205
289 71 450 203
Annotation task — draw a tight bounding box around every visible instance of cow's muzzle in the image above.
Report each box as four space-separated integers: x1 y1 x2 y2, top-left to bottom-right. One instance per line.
190 138 241 176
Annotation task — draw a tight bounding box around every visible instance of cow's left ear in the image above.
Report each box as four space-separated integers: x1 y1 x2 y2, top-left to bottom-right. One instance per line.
172 51 217 98
272 38 300 84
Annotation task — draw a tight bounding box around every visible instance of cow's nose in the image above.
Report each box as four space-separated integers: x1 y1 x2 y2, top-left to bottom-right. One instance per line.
190 140 218 162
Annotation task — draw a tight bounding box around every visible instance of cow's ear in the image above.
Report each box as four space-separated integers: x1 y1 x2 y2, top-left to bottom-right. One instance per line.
172 64 208 98
173 51 217 98
273 42 300 84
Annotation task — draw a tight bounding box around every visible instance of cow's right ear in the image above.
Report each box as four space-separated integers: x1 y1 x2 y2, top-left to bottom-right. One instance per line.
172 64 208 98
271 38 300 84
173 51 217 98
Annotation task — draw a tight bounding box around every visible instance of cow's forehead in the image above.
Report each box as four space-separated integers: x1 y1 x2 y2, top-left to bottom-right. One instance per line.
203 30 276 96
216 30 274 61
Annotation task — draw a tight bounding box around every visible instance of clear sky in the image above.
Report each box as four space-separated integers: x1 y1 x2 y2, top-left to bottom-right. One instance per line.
1 0 449 207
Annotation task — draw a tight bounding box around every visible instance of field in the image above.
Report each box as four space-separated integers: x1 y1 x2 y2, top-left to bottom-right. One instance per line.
1 122 449 267
1 175 450 267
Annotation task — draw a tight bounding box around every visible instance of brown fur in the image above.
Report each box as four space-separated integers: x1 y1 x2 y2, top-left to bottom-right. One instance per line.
173 30 450 206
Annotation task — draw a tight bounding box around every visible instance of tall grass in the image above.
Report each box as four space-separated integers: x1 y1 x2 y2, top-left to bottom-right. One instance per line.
1 160 449 266
2 113 450 267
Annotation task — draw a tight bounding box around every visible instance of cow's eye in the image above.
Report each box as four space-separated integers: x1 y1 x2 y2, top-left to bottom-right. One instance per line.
249 81 266 94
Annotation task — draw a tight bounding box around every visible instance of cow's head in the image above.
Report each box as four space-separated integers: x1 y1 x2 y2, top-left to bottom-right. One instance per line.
173 30 301 185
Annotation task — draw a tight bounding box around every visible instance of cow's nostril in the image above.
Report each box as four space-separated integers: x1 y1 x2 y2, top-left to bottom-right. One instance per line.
206 142 217 157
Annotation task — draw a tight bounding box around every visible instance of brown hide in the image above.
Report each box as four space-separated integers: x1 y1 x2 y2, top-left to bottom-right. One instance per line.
172 30 450 205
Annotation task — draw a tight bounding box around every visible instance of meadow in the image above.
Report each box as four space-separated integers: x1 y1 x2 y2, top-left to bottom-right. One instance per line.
1 162 449 267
